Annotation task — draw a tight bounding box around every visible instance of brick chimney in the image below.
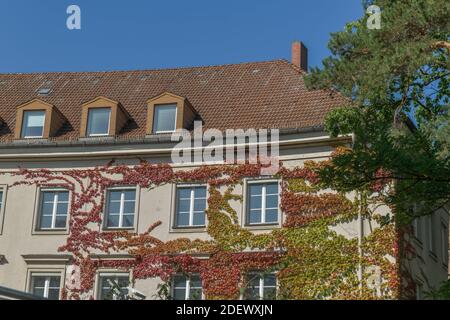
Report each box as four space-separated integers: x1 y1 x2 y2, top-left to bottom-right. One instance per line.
291 41 308 72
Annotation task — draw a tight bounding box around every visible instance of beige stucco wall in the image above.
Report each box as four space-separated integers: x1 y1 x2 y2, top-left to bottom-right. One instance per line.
0 133 447 300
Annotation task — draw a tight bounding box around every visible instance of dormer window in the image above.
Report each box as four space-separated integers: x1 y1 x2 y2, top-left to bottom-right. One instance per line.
22 110 46 138
14 99 65 140
153 104 177 134
87 108 111 137
146 92 198 135
80 97 130 138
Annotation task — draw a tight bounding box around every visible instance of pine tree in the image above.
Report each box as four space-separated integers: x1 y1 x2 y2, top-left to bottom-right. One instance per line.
305 0 450 218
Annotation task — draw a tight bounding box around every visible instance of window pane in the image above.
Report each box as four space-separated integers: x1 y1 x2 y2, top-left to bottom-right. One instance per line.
87 108 111 136
266 195 278 209
190 275 202 288
40 216 52 229
0 191 3 210
173 275 187 288
193 212 205 226
178 199 190 213
123 190 136 201
265 209 278 223
47 288 60 300
176 211 189 226
178 188 191 199
266 183 278 195
22 111 45 138
123 201 135 214
249 184 262 196
250 195 262 209
123 215 134 227
244 274 260 300
49 276 60 287
55 216 67 228
108 201 121 214
193 198 206 212
107 215 120 228
43 192 55 203
264 274 276 287
153 104 177 133
109 191 122 201
249 210 262 224
194 187 206 199
173 288 186 300
41 202 54 215
58 192 69 202
32 277 46 288
56 202 68 215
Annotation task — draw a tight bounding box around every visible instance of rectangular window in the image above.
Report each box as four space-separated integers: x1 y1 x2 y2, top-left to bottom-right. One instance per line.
413 217 423 243
22 110 46 138
98 274 130 300
153 104 177 134
30 275 61 300
0 189 3 212
441 222 448 266
427 214 436 254
175 186 207 228
87 108 111 136
416 282 423 300
38 191 69 230
105 189 136 229
172 274 202 300
247 182 279 225
244 273 277 300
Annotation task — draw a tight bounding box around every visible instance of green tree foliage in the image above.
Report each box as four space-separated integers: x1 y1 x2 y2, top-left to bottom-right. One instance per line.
305 0 450 219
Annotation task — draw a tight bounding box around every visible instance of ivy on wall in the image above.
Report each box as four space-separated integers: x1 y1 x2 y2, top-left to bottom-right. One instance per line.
9 155 412 300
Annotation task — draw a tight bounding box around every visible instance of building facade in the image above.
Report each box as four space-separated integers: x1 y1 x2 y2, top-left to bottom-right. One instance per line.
0 44 448 300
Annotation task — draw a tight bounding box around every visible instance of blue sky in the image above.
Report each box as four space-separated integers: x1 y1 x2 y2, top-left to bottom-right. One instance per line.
0 0 363 73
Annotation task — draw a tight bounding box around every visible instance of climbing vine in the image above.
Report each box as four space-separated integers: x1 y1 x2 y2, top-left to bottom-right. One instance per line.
8 154 409 300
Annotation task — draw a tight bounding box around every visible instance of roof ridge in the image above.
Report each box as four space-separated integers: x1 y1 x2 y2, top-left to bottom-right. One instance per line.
0 59 288 76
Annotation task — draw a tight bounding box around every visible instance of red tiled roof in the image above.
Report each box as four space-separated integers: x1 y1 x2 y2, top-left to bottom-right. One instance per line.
0 60 347 142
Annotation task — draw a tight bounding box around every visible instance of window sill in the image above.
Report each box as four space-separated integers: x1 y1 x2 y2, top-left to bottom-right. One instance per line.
13 138 48 144
80 136 114 142
32 229 69 236
102 227 137 233
170 226 207 234
244 223 280 231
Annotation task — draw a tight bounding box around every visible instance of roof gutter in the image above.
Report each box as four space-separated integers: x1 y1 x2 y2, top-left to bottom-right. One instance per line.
0 134 351 162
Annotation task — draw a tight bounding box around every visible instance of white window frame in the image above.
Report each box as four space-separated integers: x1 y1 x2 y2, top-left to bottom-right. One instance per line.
0 185 7 235
246 180 280 226
104 187 138 230
243 272 277 300
171 274 204 300
153 104 178 134
413 216 423 244
174 185 207 228
426 214 437 254
415 280 423 300
38 189 70 231
440 221 448 266
86 107 111 137
21 110 46 139
29 273 62 299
